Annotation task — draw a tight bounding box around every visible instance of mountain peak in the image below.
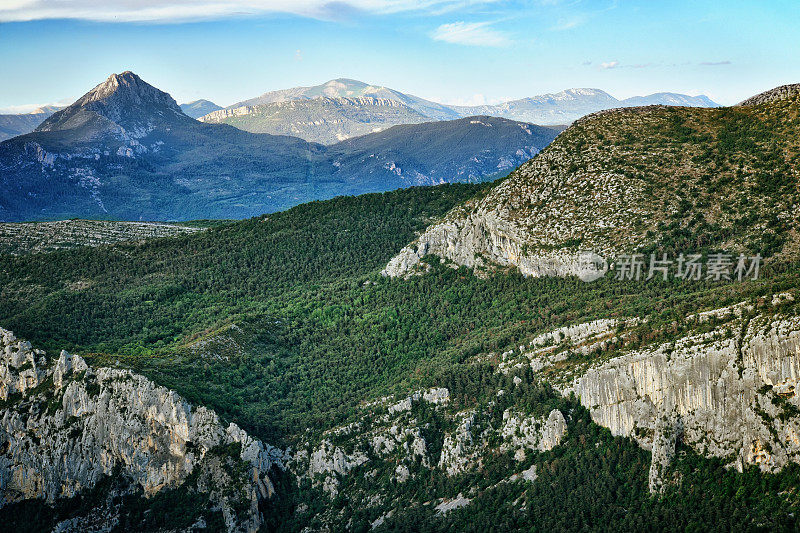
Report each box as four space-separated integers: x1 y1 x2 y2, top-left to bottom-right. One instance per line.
78 71 180 110
37 71 183 132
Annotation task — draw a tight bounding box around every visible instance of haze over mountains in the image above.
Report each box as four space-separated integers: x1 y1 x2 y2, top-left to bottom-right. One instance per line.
198 79 720 144
0 72 559 222
0 106 62 142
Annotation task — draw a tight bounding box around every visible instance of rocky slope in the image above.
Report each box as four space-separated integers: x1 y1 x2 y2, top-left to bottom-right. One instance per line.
0 327 285 532
384 84 800 278
0 219 204 255
269 292 800 529
200 96 430 144
496 293 800 492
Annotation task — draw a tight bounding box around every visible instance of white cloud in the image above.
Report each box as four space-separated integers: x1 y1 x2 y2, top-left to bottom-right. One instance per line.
0 0 500 23
600 60 619 69
431 21 510 47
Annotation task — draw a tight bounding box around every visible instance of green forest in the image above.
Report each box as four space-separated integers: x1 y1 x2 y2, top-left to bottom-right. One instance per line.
2 182 800 530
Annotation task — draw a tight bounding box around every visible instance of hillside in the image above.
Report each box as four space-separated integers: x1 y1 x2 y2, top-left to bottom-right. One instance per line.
2 181 800 530
0 72 555 222
328 116 563 187
200 96 430 144
385 85 800 279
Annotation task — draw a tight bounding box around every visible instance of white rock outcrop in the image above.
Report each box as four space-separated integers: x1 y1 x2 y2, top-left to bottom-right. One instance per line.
574 311 800 491
0 327 285 532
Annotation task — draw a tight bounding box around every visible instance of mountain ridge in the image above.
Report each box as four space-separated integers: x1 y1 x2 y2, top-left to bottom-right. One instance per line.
0 72 558 221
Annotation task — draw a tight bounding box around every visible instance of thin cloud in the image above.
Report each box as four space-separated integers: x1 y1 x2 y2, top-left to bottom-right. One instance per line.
700 60 732 66
0 0 501 23
598 61 656 70
551 14 589 31
432 21 510 47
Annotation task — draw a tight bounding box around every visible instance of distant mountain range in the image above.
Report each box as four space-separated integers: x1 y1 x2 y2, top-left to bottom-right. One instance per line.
0 79 721 146
196 80 720 144
449 88 720 125
0 106 62 142
0 72 559 221
230 78 460 120
200 96 431 144
179 99 222 118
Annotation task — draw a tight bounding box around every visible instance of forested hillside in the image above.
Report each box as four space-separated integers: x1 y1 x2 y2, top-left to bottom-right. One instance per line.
1 181 800 530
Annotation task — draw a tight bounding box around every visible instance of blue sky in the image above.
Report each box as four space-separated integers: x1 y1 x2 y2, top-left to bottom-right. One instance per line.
1 0 799 112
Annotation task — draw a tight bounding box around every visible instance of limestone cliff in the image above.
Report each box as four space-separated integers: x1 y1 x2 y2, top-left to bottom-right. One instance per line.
0 328 285 532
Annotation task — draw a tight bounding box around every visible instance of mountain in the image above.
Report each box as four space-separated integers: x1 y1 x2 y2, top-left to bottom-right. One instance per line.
450 88 721 125
180 98 222 118
0 71 322 221
0 72 556 222
0 106 62 142
231 78 460 120
327 116 563 187
384 83 800 277
619 92 719 107
200 96 431 144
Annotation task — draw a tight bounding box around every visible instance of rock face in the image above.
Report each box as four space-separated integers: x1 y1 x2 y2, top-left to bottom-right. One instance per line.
382 210 601 280
572 309 800 490
0 328 285 532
